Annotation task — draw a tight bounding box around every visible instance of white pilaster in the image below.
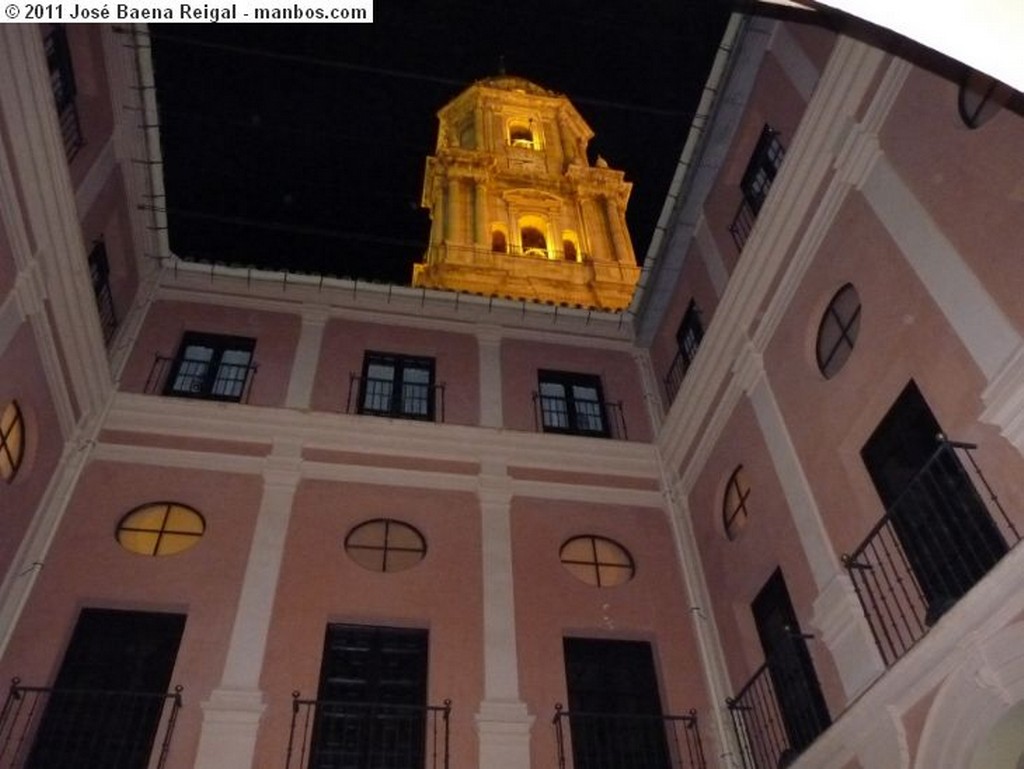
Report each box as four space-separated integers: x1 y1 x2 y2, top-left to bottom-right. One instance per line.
694 215 729 299
663 479 742 769
285 306 328 409
736 344 839 589
477 327 504 428
736 344 883 699
632 348 664 434
475 466 533 769
193 443 301 769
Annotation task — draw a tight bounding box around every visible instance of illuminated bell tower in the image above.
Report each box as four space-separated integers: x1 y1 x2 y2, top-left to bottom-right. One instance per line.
412 76 640 311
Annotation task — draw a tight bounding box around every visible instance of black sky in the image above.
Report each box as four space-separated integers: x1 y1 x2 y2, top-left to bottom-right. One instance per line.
150 2 733 285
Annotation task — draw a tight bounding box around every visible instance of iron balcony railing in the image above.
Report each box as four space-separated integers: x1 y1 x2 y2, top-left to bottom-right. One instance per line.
728 199 758 253
286 695 451 769
145 354 259 404
727 662 828 769
0 678 183 769
553 704 706 769
346 373 446 422
44 26 84 161
532 394 628 440
664 349 694 403
842 438 1020 666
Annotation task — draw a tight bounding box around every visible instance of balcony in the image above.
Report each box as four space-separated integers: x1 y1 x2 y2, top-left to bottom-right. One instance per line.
43 26 84 161
727 662 828 769
347 373 445 422
842 438 1020 666
145 352 259 404
532 393 628 440
0 678 183 768
286 695 451 769
552 704 707 769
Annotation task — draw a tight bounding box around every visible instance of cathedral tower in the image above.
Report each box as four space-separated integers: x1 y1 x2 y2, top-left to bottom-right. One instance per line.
412 76 640 310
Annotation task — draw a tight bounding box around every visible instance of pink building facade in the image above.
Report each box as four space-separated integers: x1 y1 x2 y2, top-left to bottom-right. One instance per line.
1 14 1023 769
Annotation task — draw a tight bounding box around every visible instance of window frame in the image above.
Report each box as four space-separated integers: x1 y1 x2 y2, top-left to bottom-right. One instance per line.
740 124 785 216
358 351 437 421
1 400 26 484
163 331 256 403
116 501 206 557
537 370 609 438
676 300 705 369
344 518 428 573
723 465 751 541
559 535 635 587
815 283 861 379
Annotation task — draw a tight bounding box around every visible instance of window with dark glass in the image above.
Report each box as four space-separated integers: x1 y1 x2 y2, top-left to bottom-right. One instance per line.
43 25 83 160
816 283 860 378
359 352 436 421
740 124 786 216
164 332 256 402
88 239 118 345
537 371 608 437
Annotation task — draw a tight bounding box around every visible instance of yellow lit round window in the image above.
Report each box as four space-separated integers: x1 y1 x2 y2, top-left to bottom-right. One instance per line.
1 400 26 484
345 518 427 573
116 502 206 556
560 535 635 587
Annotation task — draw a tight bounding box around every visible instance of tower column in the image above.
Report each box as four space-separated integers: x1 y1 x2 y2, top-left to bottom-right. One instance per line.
474 178 488 248
604 195 629 263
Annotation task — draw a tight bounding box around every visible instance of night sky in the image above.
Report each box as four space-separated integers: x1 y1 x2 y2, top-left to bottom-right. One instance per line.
150 2 734 285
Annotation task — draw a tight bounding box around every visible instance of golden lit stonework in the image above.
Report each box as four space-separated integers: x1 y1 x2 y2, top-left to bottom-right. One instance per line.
412 76 640 311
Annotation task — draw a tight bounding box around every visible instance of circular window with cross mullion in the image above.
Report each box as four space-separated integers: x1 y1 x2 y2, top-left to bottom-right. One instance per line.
345 518 427 573
723 465 751 541
560 535 635 587
816 283 861 379
116 502 206 556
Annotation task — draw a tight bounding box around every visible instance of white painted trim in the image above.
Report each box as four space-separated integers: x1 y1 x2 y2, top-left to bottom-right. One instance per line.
695 215 729 299
477 327 504 428
73 137 116 220
769 20 820 102
0 290 24 358
861 155 1021 381
980 343 1024 455
284 306 329 409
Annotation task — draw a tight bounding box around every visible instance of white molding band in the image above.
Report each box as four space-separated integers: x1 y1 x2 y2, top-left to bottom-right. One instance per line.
285 306 329 409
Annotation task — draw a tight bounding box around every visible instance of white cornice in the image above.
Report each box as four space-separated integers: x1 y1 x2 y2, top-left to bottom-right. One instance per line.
104 393 663 482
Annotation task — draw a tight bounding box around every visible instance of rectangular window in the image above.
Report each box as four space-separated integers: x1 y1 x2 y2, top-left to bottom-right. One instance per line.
740 124 785 215
164 332 256 402
43 25 83 160
359 352 436 421
665 299 704 401
88 240 118 345
537 370 608 437
310 624 429 769
24 608 185 769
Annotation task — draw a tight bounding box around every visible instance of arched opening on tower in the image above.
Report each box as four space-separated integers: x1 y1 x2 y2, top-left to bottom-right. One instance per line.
508 120 536 149
491 228 508 253
521 227 547 256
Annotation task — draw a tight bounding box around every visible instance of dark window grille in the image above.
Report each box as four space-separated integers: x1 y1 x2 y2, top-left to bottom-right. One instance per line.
535 371 610 438
147 332 257 403
0 679 184 769
88 240 118 346
559 535 635 587
815 284 860 378
664 300 704 401
553 706 706 769
729 125 785 251
351 352 438 421
287 696 451 769
843 438 1020 666
345 518 427 573
43 25 83 160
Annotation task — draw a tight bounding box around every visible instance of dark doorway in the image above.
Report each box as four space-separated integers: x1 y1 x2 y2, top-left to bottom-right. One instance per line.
311 624 428 769
861 381 1007 619
751 570 830 756
27 608 185 769
563 637 670 769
